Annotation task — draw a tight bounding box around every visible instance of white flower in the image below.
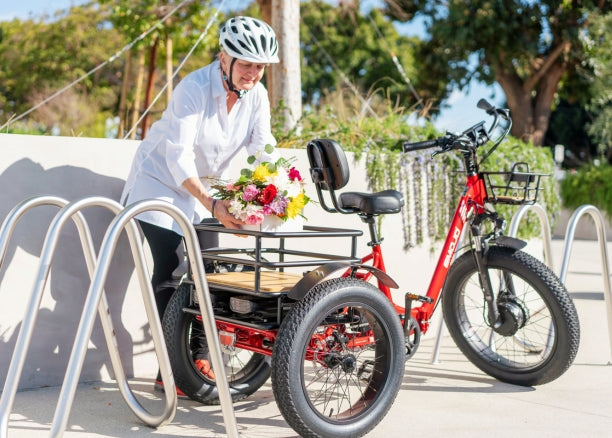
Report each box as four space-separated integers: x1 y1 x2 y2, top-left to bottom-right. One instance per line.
285 179 304 198
267 169 290 190
228 198 246 219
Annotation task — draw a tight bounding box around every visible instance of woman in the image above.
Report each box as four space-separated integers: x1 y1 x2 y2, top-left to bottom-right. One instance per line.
120 16 279 390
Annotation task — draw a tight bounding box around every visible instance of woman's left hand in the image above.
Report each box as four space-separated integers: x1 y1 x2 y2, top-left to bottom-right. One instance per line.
214 200 246 233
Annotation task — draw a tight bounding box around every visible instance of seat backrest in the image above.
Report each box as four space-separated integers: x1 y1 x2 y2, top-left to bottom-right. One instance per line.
306 139 350 191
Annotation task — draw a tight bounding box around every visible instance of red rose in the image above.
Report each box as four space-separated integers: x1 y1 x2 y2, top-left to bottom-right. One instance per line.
258 184 278 205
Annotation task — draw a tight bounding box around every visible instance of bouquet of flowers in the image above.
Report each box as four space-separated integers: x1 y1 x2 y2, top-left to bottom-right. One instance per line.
212 145 310 226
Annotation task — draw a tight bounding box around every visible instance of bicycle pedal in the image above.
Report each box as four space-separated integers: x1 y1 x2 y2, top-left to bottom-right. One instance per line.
405 293 433 304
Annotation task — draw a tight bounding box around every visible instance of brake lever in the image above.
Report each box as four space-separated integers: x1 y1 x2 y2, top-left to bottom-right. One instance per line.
432 136 474 157
430 135 454 157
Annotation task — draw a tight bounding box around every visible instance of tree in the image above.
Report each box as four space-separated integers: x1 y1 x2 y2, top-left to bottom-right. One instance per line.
270 0 302 130
383 0 612 146
100 0 217 138
584 12 612 161
0 2 123 136
300 1 424 114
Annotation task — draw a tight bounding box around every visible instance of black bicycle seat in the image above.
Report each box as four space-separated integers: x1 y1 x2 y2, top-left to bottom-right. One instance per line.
339 189 404 215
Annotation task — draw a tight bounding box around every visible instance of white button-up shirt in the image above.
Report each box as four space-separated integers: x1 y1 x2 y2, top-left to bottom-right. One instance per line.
121 60 276 234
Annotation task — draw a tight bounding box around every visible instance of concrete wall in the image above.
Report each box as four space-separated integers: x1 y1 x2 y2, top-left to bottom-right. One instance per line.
0 133 440 390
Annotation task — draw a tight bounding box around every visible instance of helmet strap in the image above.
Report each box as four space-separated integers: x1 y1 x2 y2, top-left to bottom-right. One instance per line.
223 58 247 99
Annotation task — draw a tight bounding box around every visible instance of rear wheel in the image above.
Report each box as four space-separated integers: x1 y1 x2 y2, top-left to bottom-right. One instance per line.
271 278 405 438
442 247 580 386
162 283 271 404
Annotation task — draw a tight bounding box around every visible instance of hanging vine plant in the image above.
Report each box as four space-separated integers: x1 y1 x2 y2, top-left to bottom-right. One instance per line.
275 95 559 250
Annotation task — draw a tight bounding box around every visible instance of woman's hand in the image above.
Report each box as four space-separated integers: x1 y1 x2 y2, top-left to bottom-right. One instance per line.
213 200 245 231
181 177 246 232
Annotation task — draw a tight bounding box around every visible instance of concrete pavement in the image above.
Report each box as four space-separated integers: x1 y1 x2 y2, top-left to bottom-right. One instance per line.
4 238 612 437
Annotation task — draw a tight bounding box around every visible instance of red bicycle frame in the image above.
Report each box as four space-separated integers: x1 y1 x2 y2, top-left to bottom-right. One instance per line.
352 173 489 335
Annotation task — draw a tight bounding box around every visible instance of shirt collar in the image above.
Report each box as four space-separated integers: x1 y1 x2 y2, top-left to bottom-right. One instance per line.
211 59 226 99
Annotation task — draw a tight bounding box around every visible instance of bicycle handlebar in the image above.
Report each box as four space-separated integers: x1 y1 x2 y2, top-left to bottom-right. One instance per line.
402 138 441 152
402 99 512 159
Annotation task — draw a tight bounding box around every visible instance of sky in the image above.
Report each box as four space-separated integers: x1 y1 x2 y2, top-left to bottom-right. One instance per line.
2 0 504 133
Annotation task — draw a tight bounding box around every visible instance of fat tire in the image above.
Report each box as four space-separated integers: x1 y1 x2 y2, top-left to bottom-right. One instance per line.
162 283 271 405
442 246 580 386
271 278 405 438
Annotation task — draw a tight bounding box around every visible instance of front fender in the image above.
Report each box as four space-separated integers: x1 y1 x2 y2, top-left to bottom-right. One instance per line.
493 235 527 251
287 262 399 301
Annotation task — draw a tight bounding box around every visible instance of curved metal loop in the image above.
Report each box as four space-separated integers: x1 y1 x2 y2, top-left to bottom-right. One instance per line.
559 205 612 364
80 199 239 437
508 203 553 268
45 197 179 436
0 197 178 438
0 196 69 268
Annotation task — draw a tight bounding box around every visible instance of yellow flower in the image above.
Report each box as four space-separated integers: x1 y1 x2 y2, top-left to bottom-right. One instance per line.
286 193 307 219
252 164 274 182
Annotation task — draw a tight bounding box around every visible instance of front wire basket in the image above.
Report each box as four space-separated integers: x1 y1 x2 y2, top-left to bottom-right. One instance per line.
482 162 548 205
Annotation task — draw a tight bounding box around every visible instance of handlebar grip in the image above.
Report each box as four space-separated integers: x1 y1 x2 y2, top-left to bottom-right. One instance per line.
402 139 440 152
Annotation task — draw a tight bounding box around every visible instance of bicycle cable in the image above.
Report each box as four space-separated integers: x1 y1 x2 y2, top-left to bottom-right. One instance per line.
367 12 423 109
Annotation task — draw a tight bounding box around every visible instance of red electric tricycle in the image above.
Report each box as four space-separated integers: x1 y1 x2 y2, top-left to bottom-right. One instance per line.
161 100 579 438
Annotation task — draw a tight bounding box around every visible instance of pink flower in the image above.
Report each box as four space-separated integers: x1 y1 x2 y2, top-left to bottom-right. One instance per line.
246 210 264 224
242 184 260 202
288 167 302 181
263 197 288 215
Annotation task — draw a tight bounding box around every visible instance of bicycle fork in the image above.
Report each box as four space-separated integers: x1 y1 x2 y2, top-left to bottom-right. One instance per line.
470 224 502 329
469 212 523 330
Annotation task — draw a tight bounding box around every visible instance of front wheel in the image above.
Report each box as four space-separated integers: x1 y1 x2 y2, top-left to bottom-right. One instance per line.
442 246 580 386
271 278 405 438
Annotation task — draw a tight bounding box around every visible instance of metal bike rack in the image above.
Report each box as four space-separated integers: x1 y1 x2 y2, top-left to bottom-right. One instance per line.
510 203 612 362
508 203 554 267
0 197 239 438
558 205 612 363
430 228 470 364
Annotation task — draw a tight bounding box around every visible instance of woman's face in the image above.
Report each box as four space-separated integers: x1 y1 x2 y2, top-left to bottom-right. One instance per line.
220 52 267 91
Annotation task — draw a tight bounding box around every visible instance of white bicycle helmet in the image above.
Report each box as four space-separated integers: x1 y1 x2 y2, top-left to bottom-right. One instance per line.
219 16 280 64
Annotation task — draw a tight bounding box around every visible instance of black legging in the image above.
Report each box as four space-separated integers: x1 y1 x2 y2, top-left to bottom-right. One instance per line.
138 220 183 319
139 219 218 364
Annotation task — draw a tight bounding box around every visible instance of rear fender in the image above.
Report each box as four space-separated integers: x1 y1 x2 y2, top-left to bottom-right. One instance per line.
287 262 398 301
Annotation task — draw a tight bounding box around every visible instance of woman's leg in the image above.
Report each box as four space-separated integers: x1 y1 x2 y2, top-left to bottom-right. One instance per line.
137 220 183 320
140 220 216 382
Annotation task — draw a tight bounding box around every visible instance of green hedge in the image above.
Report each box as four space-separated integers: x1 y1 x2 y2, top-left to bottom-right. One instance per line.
561 164 612 218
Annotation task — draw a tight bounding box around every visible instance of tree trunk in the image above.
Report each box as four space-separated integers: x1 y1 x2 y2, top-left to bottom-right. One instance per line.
165 33 173 105
141 37 159 139
257 0 272 24
129 47 146 140
495 43 569 146
497 69 535 143
532 62 565 146
270 0 302 131
116 49 132 139
257 0 275 113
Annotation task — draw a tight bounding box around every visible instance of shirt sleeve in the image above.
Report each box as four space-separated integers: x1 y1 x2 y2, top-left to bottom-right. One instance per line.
244 86 279 163
164 78 202 187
